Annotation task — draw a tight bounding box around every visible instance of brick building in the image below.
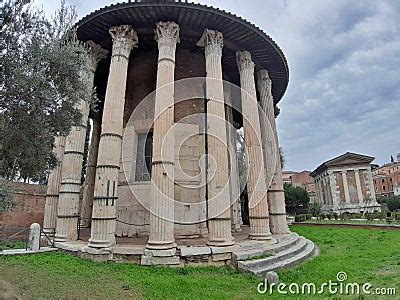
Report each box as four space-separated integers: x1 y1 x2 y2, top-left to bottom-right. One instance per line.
0 181 46 230
282 171 297 185
311 152 381 214
290 171 317 203
372 157 400 198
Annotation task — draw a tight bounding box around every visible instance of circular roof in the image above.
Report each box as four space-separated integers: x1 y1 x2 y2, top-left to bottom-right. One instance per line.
76 0 289 103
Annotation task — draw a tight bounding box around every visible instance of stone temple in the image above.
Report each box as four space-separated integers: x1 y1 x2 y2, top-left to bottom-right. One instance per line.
43 1 315 271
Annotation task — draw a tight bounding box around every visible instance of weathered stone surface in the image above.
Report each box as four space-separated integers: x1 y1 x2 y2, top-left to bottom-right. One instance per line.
82 245 113 255
43 136 65 232
55 241 85 252
184 255 210 265
265 271 279 284
141 255 180 266
180 246 211 257
257 69 288 235
28 223 40 251
89 25 138 249
198 29 234 247
146 21 180 251
113 246 144 255
236 51 272 240
210 245 236 254
212 252 231 261
144 248 176 257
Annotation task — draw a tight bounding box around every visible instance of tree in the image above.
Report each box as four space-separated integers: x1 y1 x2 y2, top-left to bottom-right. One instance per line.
284 183 310 214
377 196 400 212
0 0 91 182
0 181 15 213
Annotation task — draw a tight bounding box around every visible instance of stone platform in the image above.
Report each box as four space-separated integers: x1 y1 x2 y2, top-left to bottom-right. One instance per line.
54 227 317 275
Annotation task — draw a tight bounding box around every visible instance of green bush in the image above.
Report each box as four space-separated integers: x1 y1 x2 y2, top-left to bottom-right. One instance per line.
377 196 400 212
294 214 307 222
365 212 386 220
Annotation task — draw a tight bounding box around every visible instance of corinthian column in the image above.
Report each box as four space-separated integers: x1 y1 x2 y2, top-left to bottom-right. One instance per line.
88 25 138 248
236 51 272 240
146 21 179 251
257 70 289 235
224 88 242 231
80 118 101 227
55 41 107 242
198 29 234 246
43 136 66 232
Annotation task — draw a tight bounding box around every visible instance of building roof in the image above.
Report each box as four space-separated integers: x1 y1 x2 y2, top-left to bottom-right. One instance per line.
310 152 375 177
76 0 289 103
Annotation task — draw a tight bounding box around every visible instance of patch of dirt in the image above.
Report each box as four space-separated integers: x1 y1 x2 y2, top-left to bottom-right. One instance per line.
375 266 398 276
0 278 23 300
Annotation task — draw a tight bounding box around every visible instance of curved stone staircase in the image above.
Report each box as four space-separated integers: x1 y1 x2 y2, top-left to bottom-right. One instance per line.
232 233 316 277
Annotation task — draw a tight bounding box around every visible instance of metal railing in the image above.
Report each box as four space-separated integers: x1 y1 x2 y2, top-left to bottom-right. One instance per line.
40 228 55 248
0 227 29 251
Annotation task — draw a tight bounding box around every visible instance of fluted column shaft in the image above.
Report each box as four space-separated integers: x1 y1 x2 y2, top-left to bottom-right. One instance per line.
88 26 138 248
55 41 107 242
236 51 272 240
354 169 363 205
199 29 234 246
43 136 66 232
146 22 179 250
80 118 101 227
342 170 351 204
257 70 289 235
225 89 242 231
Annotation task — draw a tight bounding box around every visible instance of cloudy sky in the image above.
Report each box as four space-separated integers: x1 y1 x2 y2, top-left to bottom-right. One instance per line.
35 0 400 172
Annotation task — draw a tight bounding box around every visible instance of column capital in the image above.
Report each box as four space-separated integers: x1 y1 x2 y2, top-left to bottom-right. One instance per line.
197 29 223 56
155 21 180 48
257 69 272 92
85 40 108 73
236 51 255 72
109 25 138 58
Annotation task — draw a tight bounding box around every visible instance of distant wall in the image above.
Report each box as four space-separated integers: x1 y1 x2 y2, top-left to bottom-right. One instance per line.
0 181 46 232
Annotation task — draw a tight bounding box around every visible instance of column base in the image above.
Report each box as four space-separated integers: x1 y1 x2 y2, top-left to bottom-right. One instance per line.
54 233 78 242
80 219 91 228
207 237 235 247
248 233 273 241
88 238 115 249
54 234 68 243
231 225 242 233
145 240 177 251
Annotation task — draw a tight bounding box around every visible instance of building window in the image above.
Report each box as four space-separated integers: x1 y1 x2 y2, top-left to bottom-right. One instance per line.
383 186 386 191
135 133 153 181
382 179 385 183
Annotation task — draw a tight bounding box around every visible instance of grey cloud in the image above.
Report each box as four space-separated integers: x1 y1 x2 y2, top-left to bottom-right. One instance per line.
35 0 400 170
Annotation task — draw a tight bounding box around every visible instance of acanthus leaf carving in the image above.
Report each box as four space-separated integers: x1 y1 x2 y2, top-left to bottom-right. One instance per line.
109 25 139 57
236 51 255 72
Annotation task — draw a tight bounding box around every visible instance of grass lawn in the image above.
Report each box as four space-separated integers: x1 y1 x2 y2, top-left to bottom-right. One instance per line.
300 219 400 225
0 241 26 251
1 226 399 299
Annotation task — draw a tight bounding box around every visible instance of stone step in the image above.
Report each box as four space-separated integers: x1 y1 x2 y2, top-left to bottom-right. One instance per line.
255 240 315 276
232 233 300 261
237 236 308 272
